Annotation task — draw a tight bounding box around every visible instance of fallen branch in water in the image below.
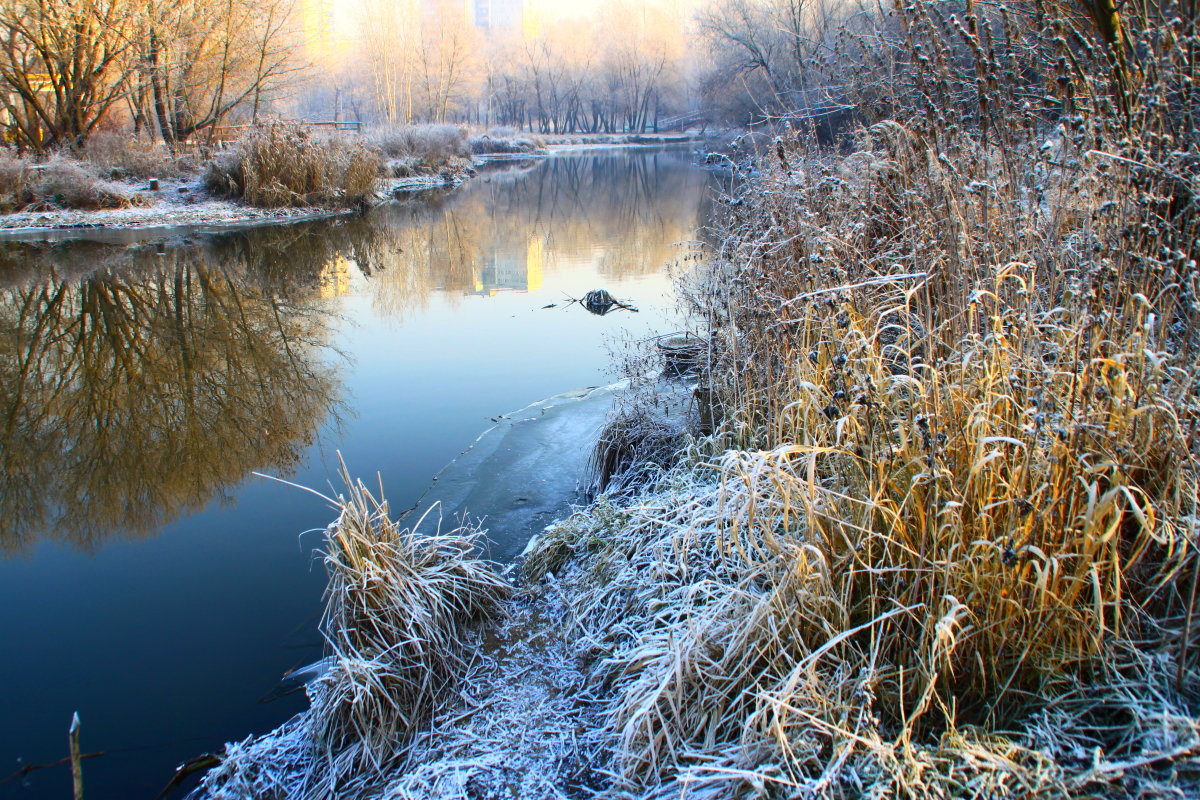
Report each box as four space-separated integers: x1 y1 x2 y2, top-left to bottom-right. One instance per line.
0 751 105 787
542 288 639 315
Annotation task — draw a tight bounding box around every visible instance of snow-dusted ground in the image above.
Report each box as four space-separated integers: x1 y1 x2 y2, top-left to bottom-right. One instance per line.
0 170 472 239
199 574 613 800
384 578 608 800
0 176 352 237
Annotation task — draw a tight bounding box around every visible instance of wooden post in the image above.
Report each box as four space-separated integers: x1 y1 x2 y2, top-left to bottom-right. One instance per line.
69 712 83 800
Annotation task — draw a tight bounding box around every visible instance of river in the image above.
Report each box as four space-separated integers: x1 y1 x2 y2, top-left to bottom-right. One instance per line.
0 147 715 798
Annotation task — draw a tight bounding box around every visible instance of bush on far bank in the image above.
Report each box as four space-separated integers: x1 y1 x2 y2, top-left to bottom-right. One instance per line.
467 133 545 155
81 131 193 180
0 152 138 211
204 123 382 209
367 124 468 164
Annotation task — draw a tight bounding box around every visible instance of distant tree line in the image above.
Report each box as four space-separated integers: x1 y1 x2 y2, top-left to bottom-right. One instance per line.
351 0 692 134
4 0 1042 149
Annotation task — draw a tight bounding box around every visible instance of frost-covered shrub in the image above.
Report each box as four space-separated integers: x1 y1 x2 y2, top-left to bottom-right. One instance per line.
0 152 136 210
204 124 382 208
468 135 545 155
81 131 184 180
368 124 468 162
0 152 32 211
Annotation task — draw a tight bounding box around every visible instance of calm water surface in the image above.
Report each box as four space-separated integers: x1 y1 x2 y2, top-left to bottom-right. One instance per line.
0 148 714 798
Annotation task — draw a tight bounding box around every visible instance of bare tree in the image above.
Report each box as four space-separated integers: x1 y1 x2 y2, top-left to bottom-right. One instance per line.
140 0 304 147
696 0 849 125
415 3 480 122
359 0 419 123
0 0 138 151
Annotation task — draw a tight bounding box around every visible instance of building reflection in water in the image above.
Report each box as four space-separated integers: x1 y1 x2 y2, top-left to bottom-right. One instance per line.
472 236 544 295
319 256 355 298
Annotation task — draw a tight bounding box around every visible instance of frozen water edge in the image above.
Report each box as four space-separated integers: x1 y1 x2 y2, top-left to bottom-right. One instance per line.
415 382 622 563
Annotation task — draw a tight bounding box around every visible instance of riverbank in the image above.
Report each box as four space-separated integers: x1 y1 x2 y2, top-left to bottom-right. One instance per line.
0 135 705 241
0 166 473 239
200 46 1197 800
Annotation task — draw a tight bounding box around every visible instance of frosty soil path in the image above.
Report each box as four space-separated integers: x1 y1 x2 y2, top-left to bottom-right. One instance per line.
384 582 607 799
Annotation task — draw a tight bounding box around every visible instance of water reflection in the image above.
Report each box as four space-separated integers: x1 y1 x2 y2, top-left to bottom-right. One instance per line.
0 148 709 554
362 149 712 317
0 239 342 553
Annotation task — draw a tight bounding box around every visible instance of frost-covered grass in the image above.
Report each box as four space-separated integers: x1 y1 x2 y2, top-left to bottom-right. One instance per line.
0 153 140 211
525 447 1200 797
81 131 191 180
204 124 382 209
381 579 608 799
516 0 1200 795
467 134 546 156
368 124 469 162
198 470 510 799
531 0 1200 794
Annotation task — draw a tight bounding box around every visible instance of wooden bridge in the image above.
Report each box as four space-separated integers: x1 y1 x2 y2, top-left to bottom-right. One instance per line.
656 110 707 132
208 119 362 145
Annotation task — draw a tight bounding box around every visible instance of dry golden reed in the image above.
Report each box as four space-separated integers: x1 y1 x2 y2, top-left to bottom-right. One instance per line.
199 468 510 799
528 0 1200 796
205 123 382 208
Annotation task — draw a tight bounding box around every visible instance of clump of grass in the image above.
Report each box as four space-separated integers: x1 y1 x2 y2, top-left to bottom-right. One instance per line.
368 124 468 164
80 130 186 180
0 152 32 211
28 157 136 210
384 157 422 178
205 123 382 208
468 135 546 155
522 498 631 583
533 444 1200 796
199 468 510 798
587 389 691 496
0 152 136 210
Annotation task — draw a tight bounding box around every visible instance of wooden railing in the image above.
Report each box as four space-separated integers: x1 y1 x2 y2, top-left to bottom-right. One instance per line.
209 120 361 143
657 111 706 132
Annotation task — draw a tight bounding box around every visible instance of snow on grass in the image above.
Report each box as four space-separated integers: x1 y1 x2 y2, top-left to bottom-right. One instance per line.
383 578 608 799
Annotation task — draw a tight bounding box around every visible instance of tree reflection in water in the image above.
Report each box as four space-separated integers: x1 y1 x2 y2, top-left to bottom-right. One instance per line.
0 147 713 554
0 232 344 553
